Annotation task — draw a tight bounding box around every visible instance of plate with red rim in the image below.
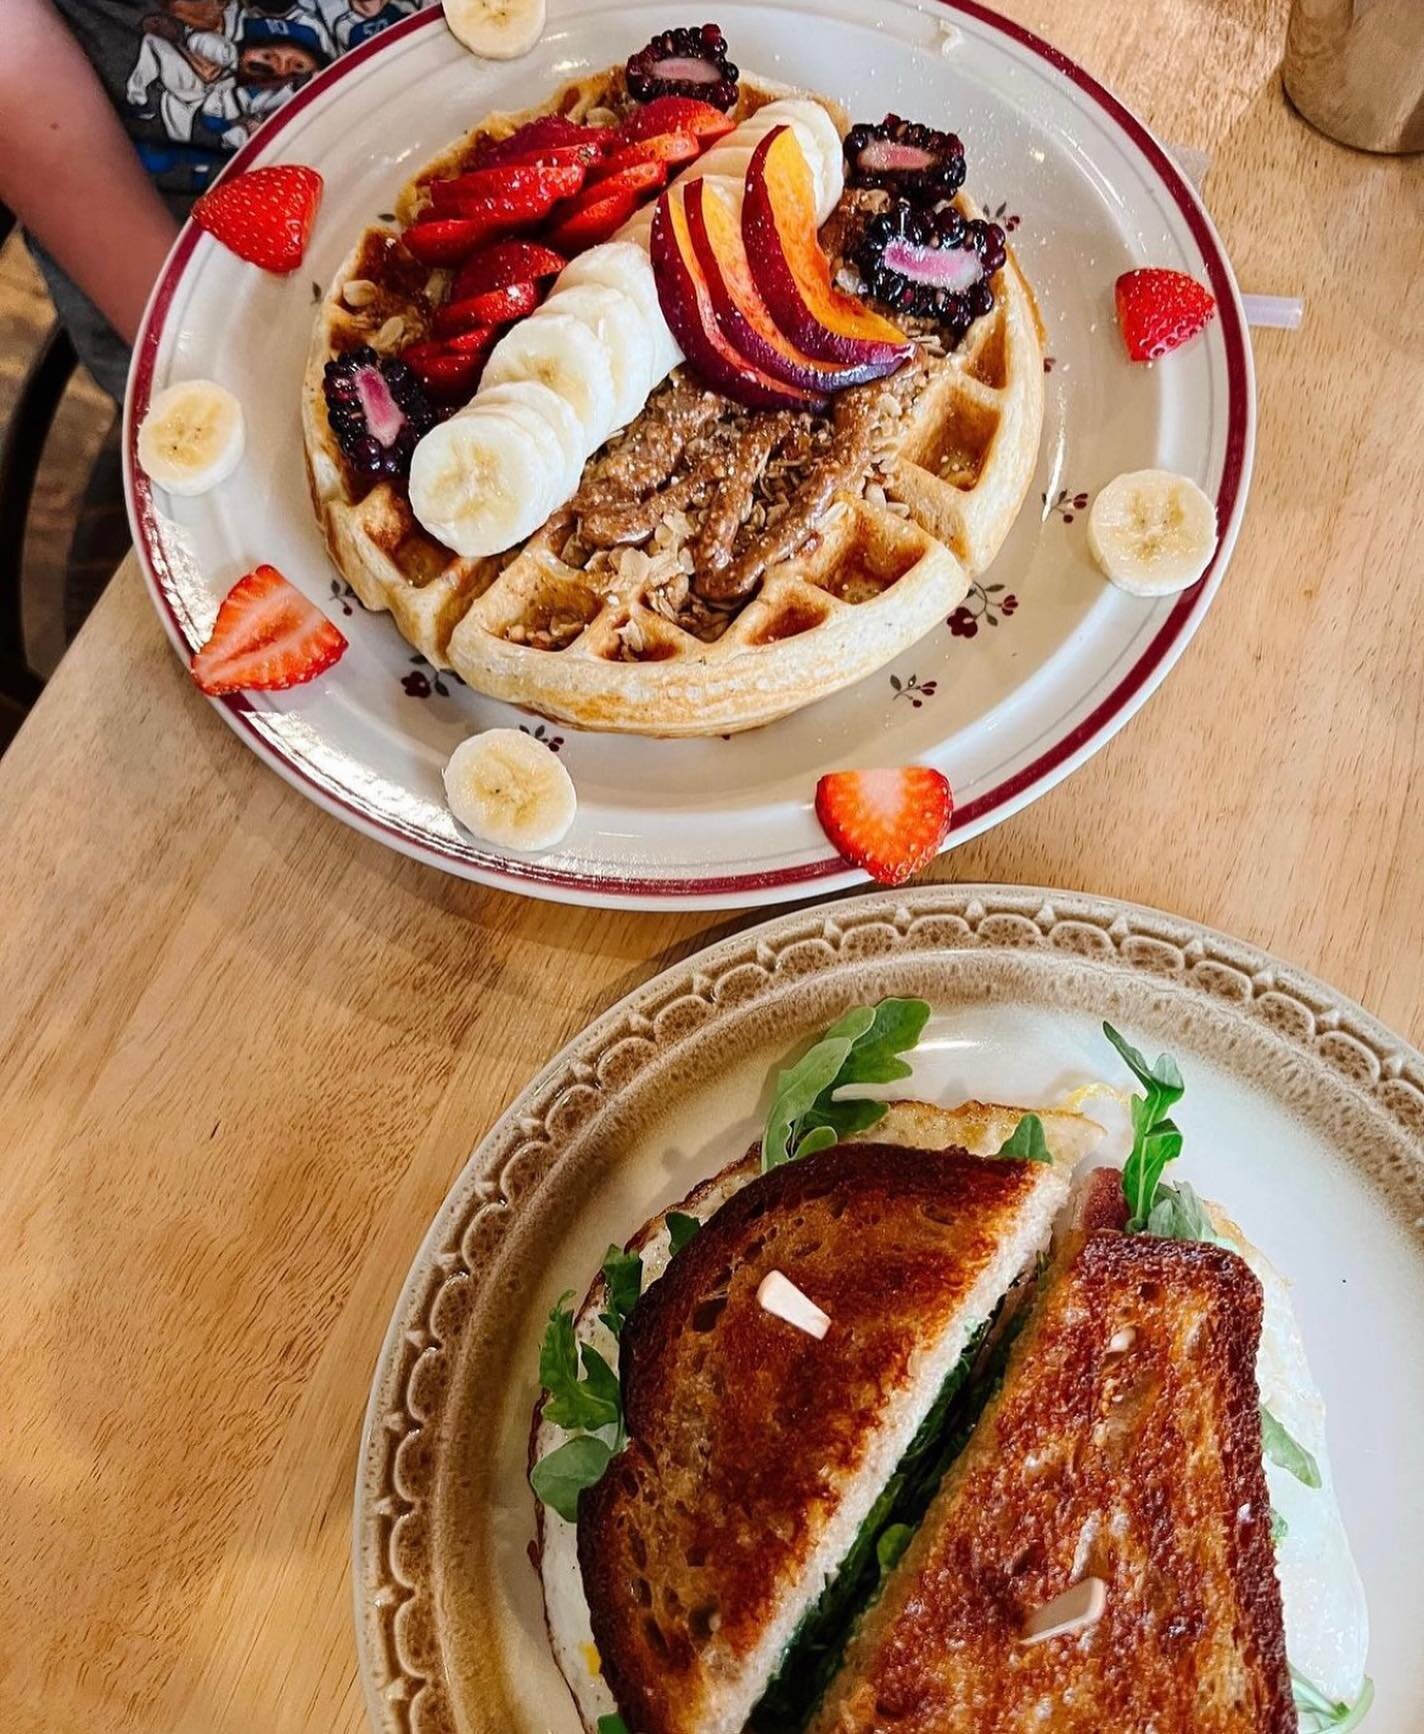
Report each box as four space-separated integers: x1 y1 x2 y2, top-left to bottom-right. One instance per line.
125 0 1253 911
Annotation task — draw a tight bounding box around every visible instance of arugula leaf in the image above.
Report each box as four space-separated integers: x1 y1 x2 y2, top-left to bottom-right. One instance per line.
1291 1667 1375 1732
538 1294 621 1432
1270 1507 1289 1545
875 1522 913 1577
1103 1022 1186 1229
1144 1180 1220 1244
667 1211 701 1255
995 1113 1051 1162
530 1434 615 1524
762 999 931 1172
1261 1406 1322 1489
596 1717 631 1734
600 1244 643 1337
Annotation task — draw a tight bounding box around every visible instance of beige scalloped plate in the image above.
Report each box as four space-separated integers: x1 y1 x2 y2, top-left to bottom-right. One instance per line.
355 887 1424 1733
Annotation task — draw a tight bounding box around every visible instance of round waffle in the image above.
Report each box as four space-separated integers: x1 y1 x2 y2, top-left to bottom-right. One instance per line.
303 68 1044 737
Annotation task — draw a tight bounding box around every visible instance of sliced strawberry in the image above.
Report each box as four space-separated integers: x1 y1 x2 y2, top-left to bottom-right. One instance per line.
403 216 504 265
192 164 322 274
1114 268 1217 362
545 187 640 254
621 96 736 144
401 337 487 396
581 160 668 202
593 132 701 180
429 160 586 211
466 115 612 170
190 565 346 695
452 239 564 300
435 279 541 333
814 766 953 886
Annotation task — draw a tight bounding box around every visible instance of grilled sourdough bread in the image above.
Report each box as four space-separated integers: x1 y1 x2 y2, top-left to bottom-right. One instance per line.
577 1134 1082 1734
810 1228 1295 1734
535 1099 1104 1734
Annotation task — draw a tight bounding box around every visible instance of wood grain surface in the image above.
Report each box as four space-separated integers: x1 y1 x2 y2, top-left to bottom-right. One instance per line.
1 2 1421 1728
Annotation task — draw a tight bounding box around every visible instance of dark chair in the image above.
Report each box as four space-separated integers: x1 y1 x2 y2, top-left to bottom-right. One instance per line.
0 206 94 741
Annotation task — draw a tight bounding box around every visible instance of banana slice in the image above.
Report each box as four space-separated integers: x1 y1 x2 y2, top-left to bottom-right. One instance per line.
136 379 245 496
685 143 758 187
612 202 657 253
482 311 619 448
408 405 562 557
441 0 545 60
444 727 576 851
1087 468 1218 596
475 378 585 494
538 281 654 430
558 241 684 377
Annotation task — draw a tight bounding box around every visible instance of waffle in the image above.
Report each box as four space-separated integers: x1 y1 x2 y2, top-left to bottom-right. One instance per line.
303 67 1044 736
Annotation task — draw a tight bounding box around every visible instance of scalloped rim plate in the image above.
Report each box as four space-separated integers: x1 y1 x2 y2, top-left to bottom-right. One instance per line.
125 0 1253 910
354 886 1424 1732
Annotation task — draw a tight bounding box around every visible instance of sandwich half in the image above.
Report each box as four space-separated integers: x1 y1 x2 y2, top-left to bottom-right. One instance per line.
532 1098 1104 1733
809 1220 1296 1733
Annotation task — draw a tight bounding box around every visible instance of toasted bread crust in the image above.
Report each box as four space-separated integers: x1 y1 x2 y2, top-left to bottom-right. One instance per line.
813 1232 1294 1734
579 1143 1048 1734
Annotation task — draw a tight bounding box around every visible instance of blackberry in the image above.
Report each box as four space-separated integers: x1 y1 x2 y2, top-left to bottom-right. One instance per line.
322 345 434 485
625 24 739 111
844 115 966 201
855 200 1006 341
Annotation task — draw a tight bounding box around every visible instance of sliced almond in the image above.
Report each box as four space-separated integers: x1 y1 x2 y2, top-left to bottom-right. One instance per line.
756 1270 831 1339
1020 1576 1107 1645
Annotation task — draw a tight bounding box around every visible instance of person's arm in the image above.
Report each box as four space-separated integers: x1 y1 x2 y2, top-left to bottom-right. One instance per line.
0 0 182 345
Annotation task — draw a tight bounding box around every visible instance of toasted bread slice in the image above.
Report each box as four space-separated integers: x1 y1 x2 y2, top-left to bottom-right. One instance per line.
536 1100 1103 1733
576 1134 1081 1734
811 1230 1293 1734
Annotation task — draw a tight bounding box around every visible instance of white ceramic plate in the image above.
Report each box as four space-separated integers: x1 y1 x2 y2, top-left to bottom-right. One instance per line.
354 887 1424 1733
126 0 1253 909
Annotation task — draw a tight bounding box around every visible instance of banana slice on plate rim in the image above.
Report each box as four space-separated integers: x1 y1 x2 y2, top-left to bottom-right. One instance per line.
1087 468 1218 596
137 379 245 497
444 727 577 852
441 0 545 61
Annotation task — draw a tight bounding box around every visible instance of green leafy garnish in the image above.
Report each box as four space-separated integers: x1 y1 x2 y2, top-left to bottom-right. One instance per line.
667 1211 701 1254
762 999 931 1172
1270 1507 1289 1544
1292 1667 1375 1732
530 1292 626 1518
1103 1022 1185 1229
600 1245 644 1337
1261 1406 1322 1489
596 1718 631 1734
530 1434 615 1524
995 1113 1051 1163
538 1293 621 1432
1144 1180 1221 1244
875 1522 914 1577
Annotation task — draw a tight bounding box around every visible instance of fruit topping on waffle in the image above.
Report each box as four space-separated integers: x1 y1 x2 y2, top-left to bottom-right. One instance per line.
625 24 740 111
855 201 1006 341
843 115 967 201
322 347 436 483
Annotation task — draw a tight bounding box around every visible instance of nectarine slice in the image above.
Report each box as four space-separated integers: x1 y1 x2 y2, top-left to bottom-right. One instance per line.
743 125 914 369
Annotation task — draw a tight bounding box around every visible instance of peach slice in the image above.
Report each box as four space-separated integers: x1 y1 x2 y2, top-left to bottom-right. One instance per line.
650 186 828 413
743 125 915 369
684 177 899 394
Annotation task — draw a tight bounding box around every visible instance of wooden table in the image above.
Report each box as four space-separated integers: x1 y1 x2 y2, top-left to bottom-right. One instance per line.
3 3 1421 1727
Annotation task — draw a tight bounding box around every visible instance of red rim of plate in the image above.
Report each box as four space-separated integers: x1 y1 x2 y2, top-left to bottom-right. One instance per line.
125 0 1252 904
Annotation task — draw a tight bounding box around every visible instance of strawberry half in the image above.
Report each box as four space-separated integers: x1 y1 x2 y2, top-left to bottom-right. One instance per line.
1114 268 1217 362
814 766 953 886
402 333 492 396
621 96 736 144
465 115 612 170
190 565 346 695
545 187 639 254
192 164 322 274
402 216 502 265
452 239 565 299
592 133 701 180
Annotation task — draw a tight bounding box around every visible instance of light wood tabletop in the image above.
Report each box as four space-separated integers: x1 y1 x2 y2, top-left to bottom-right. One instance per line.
2 2 1421 1728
